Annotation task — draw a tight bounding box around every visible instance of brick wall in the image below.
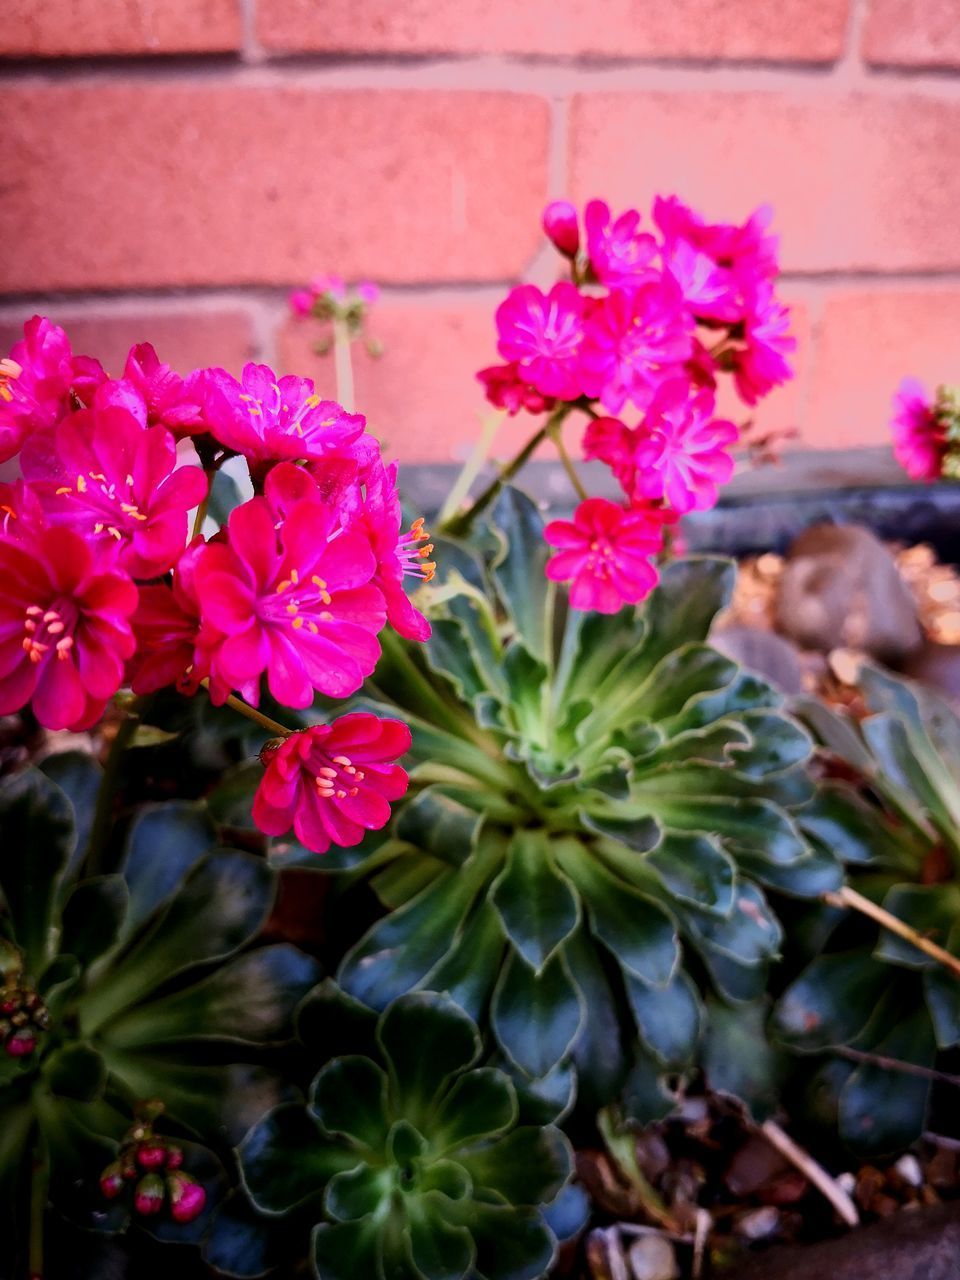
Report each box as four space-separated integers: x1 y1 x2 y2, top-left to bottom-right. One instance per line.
2 0 959 465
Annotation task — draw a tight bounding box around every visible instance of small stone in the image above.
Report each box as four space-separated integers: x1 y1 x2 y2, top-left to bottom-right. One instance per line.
627 1234 680 1280
712 626 805 694
893 1154 924 1189
828 647 865 686
734 1206 782 1241
775 524 922 662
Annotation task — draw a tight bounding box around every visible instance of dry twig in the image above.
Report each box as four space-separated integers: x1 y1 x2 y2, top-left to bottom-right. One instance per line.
826 885 960 981
760 1119 859 1228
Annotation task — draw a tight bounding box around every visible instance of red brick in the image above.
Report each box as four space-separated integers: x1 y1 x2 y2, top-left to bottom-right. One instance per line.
1 0 241 57
570 92 960 274
0 87 549 292
258 0 849 61
0 308 258 379
864 0 960 68
807 289 960 449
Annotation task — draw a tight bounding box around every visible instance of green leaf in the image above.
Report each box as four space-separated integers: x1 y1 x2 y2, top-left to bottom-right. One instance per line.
874 884 960 969
407 1195 476 1280
241 1104 351 1215
425 617 486 703
703 997 784 1122
310 1056 390 1148
42 1042 106 1102
491 832 580 973
206 761 260 832
774 948 891 1050
457 1126 570 1207
324 1164 393 1223
420 897 506 1023
625 970 702 1067
646 834 736 915
58 875 128 967
839 1004 936 1155
379 993 481 1121
80 849 274 1034
554 840 678 986
798 784 911 869
39 750 102 881
456 1201 557 1280
433 1068 518 1150
395 789 483 868
208 465 245 526
101 944 320 1049
313 1218 385 1280
924 966 960 1049
640 557 736 661
491 949 584 1079
489 487 552 663
563 927 630 1111
682 881 782 968
0 768 75 973
120 801 217 937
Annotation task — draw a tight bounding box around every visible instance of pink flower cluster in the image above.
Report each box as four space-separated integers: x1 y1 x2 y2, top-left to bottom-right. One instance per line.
0 316 422 853
478 196 796 613
889 378 946 482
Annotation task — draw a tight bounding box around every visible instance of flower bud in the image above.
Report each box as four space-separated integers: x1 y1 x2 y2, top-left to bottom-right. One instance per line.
167 1172 206 1224
165 1146 184 1170
5 1030 37 1057
136 1143 168 1170
542 201 580 257
134 1173 165 1216
99 1162 125 1200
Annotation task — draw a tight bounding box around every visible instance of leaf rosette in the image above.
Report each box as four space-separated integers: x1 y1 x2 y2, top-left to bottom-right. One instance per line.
233 988 573 1280
324 488 832 1110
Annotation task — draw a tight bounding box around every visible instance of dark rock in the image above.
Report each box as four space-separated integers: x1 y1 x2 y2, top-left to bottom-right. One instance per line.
901 642 960 710
712 626 806 695
775 524 922 662
725 1201 960 1280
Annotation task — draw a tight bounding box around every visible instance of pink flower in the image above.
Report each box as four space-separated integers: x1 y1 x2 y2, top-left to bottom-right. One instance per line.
661 237 739 323
206 362 368 479
579 277 693 414
476 363 555 416
495 283 586 401
253 713 411 854
585 200 658 287
100 343 211 439
0 316 105 465
196 496 385 707
27 406 208 579
542 200 580 257
653 196 779 287
167 1173 206 1224
0 480 45 541
544 497 669 613
358 459 434 643
585 384 738 515
891 378 945 482
129 539 224 697
0 524 137 730
356 281 380 305
289 289 316 317
731 282 795 406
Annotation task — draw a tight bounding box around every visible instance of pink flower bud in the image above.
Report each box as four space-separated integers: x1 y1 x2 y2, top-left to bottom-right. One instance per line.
167 1172 206 1224
542 201 580 257
99 1162 125 1200
288 289 315 318
5 1030 36 1057
165 1146 184 1170
134 1173 165 1216
136 1144 168 1170
356 281 380 305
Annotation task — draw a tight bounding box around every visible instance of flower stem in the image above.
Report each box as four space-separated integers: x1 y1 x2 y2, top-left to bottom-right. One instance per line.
437 409 505 528
440 404 570 537
825 884 960 980
85 695 148 877
550 419 588 502
199 679 293 738
332 316 356 413
190 473 213 540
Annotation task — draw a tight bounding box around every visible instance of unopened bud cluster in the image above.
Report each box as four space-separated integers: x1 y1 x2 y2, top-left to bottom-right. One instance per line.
100 1105 205 1224
0 980 50 1058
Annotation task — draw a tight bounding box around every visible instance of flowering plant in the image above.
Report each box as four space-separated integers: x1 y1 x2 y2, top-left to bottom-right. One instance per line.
888 376 960 482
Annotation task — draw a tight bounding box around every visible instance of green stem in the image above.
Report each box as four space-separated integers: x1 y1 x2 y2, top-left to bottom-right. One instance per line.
85 696 147 878
29 1137 47 1280
190 471 214 540
437 410 505 528
550 420 588 502
200 680 293 738
332 316 355 413
441 404 570 538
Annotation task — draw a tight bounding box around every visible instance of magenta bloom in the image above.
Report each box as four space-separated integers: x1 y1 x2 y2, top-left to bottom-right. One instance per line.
102 343 211 439
0 316 105 465
579 277 693 414
495 283 587 401
0 524 137 730
358 459 434 643
653 196 779 286
636 382 738 513
28 406 208 579
206 362 367 477
289 289 316 317
477 363 555 416
167 1173 206 1224
891 378 945 482
585 200 658 287
544 497 668 614
731 282 795 406
130 539 225 697
253 713 411 854
196 496 385 707
542 200 580 257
